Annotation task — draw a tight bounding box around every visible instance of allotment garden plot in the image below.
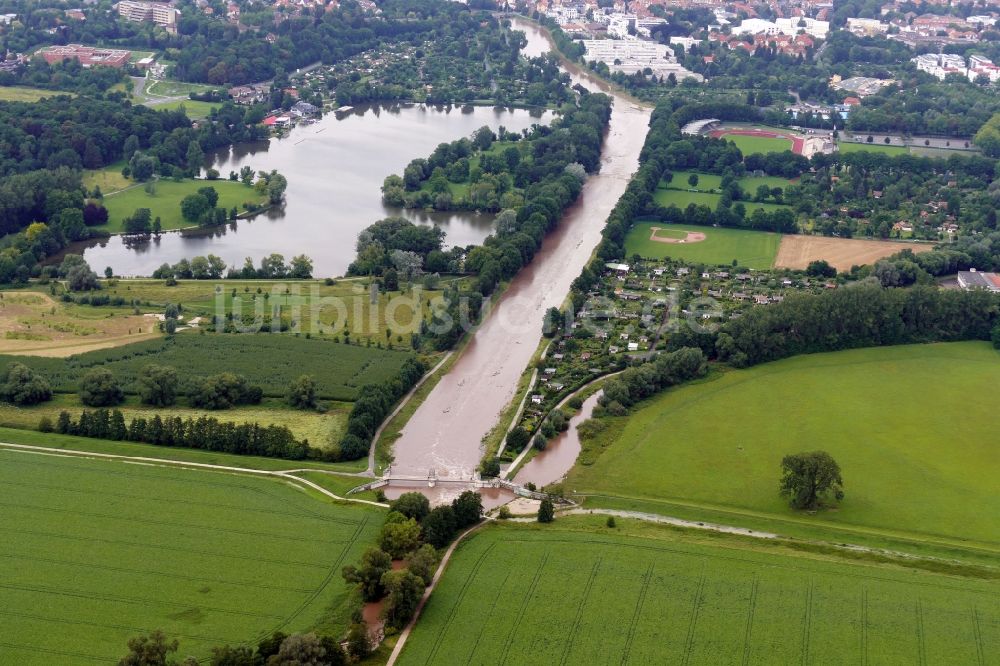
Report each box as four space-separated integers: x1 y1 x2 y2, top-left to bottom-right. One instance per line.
0 447 380 665
397 521 999 665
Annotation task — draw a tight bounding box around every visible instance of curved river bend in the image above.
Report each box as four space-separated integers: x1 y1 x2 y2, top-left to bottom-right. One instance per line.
386 18 651 504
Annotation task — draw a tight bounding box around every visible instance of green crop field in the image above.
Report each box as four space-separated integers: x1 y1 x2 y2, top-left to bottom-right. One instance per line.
99 179 266 232
0 333 414 402
567 342 1000 548
837 141 909 156
625 221 781 269
652 189 791 214
397 518 999 665
0 85 67 102
0 447 381 665
723 134 792 155
0 394 351 450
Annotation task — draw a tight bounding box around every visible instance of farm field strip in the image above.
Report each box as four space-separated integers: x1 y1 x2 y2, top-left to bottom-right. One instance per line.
0 448 380 665
0 333 413 402
396 524 1000 665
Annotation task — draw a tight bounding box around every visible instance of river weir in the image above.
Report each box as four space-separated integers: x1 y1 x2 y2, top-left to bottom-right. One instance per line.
384 18 652 504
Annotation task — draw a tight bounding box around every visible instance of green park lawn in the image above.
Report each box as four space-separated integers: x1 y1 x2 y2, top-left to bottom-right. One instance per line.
0 446 382 664
144 79 223 98
152 99 223 119
724 133 792 155
397 518 999 665
82 163 131 195
566 342 1000 548
99 179 266 232
624 221 781 269
652 189 790 214
0 85 68 102
662 171 793 194
837 141 909 156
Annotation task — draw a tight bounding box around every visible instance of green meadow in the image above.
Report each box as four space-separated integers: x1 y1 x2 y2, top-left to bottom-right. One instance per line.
837 141 909 156
624 221 781 269
662 171 793 194
653 188 791 214
0 447 381 664
567 342 1000 549
100 179 266 232
397 518 999 665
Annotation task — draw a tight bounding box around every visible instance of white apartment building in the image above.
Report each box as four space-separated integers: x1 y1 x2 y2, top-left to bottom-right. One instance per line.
118 1 178 31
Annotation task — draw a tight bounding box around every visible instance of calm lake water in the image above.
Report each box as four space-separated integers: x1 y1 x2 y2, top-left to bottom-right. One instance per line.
79 104 552 277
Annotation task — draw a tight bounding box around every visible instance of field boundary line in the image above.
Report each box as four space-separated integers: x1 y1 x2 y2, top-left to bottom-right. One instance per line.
915 599 927 666
386 520 490 666
423 541 498 664
800 579 813 666
0 441 388 508
558 557 602 666
860 586 869 666
681 568 706 666
742 575 759 666
972 608 985 665
497 550 551 666
621 562 654 665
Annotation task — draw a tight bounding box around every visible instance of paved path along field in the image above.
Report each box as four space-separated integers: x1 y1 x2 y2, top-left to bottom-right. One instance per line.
0 441 385 507
388 19 652 489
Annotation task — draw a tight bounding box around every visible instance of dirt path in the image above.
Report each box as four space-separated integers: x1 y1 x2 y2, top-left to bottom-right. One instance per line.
385 520 489 666
0 441 386 507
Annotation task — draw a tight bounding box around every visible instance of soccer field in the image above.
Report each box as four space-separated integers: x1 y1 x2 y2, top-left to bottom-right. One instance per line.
625 221 781 269
566 342 1000 547
0 448 380 664
397 519 1000 665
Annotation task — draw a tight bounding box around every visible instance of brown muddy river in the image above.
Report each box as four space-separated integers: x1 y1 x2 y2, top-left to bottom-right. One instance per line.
387 18 651 491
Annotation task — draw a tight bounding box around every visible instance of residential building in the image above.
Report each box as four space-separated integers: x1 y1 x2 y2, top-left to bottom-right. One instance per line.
118 1 178 32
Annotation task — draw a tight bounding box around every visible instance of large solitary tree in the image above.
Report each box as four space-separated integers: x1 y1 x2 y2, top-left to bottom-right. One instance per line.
779 451 844 510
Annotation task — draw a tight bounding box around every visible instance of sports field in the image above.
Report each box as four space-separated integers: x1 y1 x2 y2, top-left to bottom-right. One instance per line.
0 447 380 664
625 222 781 269
775 234 932 271
566 342 1000 547
397 519 999 665
100 179 266 232
652 189 791 214
708 127 801 155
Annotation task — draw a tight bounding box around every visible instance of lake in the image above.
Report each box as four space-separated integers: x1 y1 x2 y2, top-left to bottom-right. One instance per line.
79 103 553 277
